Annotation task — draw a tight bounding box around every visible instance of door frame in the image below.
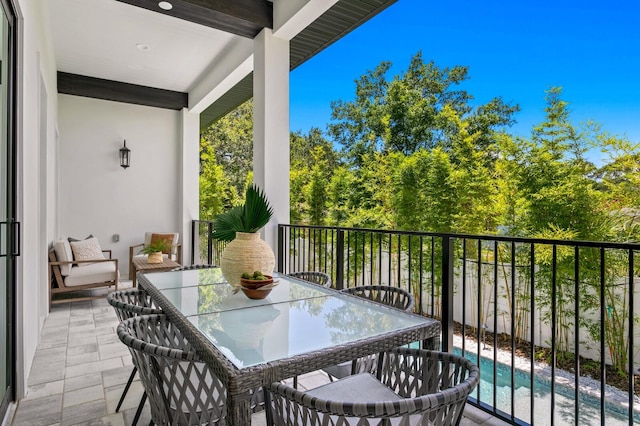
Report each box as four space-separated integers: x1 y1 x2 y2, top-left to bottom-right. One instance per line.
0 0 17 418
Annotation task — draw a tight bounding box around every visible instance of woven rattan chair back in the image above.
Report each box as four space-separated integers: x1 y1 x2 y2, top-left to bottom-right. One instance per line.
117 314 227 425
323 285 415 380
171 264 217 271
107 289 162 321
343 285 414 312
271 348 479 426
287 271 332 288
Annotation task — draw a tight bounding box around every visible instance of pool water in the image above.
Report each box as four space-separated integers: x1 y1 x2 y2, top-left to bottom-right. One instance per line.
454 347 640 425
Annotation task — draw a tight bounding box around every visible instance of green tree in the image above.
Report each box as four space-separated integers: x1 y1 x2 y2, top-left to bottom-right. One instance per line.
329 51 519 162
199 140 239 220
201 100 254 197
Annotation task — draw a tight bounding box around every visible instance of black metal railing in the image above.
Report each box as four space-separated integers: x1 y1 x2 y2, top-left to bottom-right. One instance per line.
190 220 226 266
191 221 640 425
277 224 640 426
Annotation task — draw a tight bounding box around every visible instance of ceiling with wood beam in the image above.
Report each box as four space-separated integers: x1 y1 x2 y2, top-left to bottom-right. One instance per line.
47 0 396 127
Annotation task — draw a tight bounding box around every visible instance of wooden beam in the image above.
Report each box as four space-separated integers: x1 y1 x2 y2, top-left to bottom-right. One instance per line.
116 0 272 38
57 72 188 110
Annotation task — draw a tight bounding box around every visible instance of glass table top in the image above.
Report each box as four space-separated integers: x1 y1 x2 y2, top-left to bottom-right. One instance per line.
187 293 430 368
141 267 434 370
143 268 227 290
157 275 335 316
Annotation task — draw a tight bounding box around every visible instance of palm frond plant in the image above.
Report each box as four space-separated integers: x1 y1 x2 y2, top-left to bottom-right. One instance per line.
212 184 274 242
139 239 172 254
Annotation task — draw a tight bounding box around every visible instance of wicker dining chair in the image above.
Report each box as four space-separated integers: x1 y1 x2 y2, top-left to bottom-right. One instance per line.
270 348 479 426
107 289 162 426
322 285 415 381
287 271 332 288
117 314 267 425
342 284 414 312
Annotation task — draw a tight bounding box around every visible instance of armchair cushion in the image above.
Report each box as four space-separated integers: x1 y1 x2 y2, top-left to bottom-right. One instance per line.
54 239 73 276
70 237 105 267
65 261 119 287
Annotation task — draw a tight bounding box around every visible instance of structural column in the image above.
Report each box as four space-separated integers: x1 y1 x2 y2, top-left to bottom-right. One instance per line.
253 29 290 258
180 108 200 264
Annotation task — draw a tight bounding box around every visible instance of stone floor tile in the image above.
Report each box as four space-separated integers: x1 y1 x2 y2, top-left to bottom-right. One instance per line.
97 333 119 346
33 346 67 363
82 412 126 426
28 361 66 386
101 366 135 389
63 384 104 408
122 403 151 425
42 326 70 338
60 400 106 426
105 380 144 413
65 358 123 379
11 394 62 425
98 342 130 360
67 336 97 350
67 342 98 356
44 316 71 328
68 326 114 341
36 335 69 350
24 379 64 400
64 372 102 393
66 351 100 366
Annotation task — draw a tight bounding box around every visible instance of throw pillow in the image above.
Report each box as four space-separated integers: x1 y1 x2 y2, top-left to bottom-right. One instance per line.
68 234 94 243
150 233 175 255
70 237 104 267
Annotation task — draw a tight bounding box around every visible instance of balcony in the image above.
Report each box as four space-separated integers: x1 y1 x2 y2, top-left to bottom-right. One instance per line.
192 221 640 425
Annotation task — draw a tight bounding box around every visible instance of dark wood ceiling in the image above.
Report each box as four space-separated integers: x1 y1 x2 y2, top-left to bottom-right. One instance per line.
115 0 273 38
199 0 397 128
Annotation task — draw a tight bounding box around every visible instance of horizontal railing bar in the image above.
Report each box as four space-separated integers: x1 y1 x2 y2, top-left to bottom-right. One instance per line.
279 224 640 250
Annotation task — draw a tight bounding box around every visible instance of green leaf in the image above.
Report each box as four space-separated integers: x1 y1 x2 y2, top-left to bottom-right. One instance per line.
211 184 273 241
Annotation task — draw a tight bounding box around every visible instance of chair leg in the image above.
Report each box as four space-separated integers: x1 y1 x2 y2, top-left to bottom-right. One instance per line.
264 387 274 426
132 392 147 426
116 366 138 412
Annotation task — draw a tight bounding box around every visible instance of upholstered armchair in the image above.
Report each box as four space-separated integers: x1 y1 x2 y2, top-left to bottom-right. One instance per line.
129 232 182 280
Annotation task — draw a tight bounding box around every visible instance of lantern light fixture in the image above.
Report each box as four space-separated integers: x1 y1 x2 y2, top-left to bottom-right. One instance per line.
119 140 131 169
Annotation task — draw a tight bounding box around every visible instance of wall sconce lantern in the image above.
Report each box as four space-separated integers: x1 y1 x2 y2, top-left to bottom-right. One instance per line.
119 140 131 169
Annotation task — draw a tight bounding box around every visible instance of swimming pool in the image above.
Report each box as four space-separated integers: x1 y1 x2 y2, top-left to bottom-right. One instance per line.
455 347 640 425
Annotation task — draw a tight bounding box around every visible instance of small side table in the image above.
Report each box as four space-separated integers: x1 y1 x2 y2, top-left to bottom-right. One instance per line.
131 257 180 287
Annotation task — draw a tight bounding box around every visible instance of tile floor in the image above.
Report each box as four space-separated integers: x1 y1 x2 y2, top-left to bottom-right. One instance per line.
9 282 505 426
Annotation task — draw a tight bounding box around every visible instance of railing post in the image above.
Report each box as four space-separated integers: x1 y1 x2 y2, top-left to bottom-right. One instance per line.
190 220 196 265
441 236 454 353
207 221 213 266
278 225 284 273
336 229 345 290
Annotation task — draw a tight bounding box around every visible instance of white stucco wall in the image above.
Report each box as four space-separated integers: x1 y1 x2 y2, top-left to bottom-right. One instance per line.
57 94 183 276
14 0 60 397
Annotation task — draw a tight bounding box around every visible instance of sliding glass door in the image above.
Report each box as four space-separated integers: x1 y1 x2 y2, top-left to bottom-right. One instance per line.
0 0 15 418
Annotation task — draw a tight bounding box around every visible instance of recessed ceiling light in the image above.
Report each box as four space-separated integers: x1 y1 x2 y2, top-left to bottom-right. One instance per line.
158 1 173 10
136 43 150 51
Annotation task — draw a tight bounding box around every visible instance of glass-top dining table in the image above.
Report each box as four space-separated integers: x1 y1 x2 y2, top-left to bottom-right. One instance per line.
138 267 441 425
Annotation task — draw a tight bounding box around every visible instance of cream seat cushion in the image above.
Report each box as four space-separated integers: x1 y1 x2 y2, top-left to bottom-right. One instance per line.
64 262 119 287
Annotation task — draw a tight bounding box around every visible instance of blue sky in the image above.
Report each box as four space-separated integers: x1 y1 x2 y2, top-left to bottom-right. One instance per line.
290 0 640 161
